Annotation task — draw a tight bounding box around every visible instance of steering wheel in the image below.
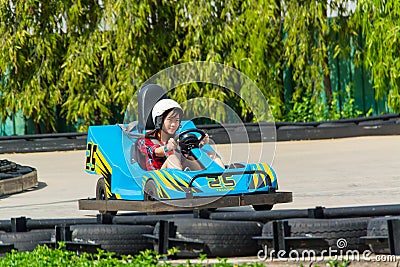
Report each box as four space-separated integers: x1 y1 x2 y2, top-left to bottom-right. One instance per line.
174 128 206 155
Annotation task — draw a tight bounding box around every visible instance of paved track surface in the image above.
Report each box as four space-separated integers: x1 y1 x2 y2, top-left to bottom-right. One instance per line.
1 136 399 219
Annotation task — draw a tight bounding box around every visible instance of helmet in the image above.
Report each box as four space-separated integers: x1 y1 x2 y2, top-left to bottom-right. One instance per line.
152 99 183 129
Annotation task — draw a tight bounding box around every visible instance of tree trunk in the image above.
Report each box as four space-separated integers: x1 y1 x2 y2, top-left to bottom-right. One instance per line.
323 56 333 107
34 122 41 134
275 0 286 117
322 1 332 108
94 107 101 125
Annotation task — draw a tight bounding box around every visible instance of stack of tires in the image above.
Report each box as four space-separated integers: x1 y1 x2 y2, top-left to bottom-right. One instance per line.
67 219 264 258
260 218 370 254
0 221 155 256
0 230 54 252
0 159 38 196
1 216 397 258
148 217 372 258
153 219 263 258
365 216 400 254
70 224 155 256
0 160 34 180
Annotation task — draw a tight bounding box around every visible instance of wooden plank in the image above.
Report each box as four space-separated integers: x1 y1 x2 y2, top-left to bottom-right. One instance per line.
79 191 293 213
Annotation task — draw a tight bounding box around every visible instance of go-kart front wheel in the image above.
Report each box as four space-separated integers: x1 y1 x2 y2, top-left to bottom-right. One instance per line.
144 179 159 201
96 177 117 215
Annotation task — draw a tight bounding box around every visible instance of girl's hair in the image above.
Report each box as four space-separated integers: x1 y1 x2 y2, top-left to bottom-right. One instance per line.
164 107 183 120
145 129 157 138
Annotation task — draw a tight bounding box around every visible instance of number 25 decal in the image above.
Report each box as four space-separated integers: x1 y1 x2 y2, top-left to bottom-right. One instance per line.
86 143 98 172
207 176 236 188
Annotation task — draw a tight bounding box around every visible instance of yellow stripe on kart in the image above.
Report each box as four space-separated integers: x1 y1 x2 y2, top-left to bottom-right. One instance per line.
94 147 112 176
256 163 267 187
173 174 189 187
252 171 259 189
261 163 275 183
149 173 170 199
154 170 176 191
162 170 185 192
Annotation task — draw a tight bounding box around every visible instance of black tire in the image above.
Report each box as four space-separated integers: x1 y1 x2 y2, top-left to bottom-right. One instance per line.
253 204 274 211
0 160 17 172
0 165 35 180
262 218 369 253
154 219 262 258
71 224 154 256
0 229 54 252
367 216 400 236
96 177 117 216
144 179 158 201
7 166 35 175
366 216 400 254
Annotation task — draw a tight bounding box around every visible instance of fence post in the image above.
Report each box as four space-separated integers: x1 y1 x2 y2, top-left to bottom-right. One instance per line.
11 217 27 232
388 219 400 255
272 220 289 257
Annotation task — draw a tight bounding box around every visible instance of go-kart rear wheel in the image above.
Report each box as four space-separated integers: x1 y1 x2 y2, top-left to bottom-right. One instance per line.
252 204 273 211
144 180 158 201
96 177 117 216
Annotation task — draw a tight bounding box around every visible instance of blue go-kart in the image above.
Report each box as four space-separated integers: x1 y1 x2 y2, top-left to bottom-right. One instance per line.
79 84 292 214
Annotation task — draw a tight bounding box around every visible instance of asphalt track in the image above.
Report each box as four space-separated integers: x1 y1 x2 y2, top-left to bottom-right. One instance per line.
0 136 399 220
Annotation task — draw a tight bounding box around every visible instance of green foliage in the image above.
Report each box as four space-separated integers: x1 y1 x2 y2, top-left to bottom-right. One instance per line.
0 0 64 132
350 0 400 112
330 86 363 120
313 258 350 267
0 244 264 267
286 84 362 122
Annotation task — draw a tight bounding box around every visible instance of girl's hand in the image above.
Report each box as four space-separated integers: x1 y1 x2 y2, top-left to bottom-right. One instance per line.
166 138 177 151
200 133 210 146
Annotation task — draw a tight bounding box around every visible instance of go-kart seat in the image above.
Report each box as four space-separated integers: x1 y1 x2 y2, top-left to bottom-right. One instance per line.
134 84 167 169
137 84 167 133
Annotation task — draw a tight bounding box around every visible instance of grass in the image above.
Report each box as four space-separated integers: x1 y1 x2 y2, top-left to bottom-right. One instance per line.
0 243 265 267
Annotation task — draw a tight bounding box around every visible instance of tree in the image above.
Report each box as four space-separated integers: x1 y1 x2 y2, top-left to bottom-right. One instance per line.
0 0 64 133
351 0 400 112
1 0 398 134
61 0 184 130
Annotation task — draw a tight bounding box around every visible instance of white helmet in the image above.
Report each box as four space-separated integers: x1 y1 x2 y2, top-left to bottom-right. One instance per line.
152 99 183 127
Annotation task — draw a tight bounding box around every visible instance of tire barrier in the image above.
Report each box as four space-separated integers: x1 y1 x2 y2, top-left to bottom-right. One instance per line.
364 216 400 255
0 133 87 154
210 208 310 222
153 219 263 258
112 213 195 226
259 218 369 254
0 217 97 232
0 243 14 257
70 224 154 256
0 160 16 172
26 218 98 230
210 204 400 222
0 160 38 196
0 160 35 179
1 209 400 258
0 229 53 252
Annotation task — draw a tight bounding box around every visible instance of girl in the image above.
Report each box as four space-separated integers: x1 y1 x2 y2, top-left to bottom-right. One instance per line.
137 99 224 171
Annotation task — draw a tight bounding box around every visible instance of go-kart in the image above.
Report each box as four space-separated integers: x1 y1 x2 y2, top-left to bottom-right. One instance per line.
79 84 292 214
